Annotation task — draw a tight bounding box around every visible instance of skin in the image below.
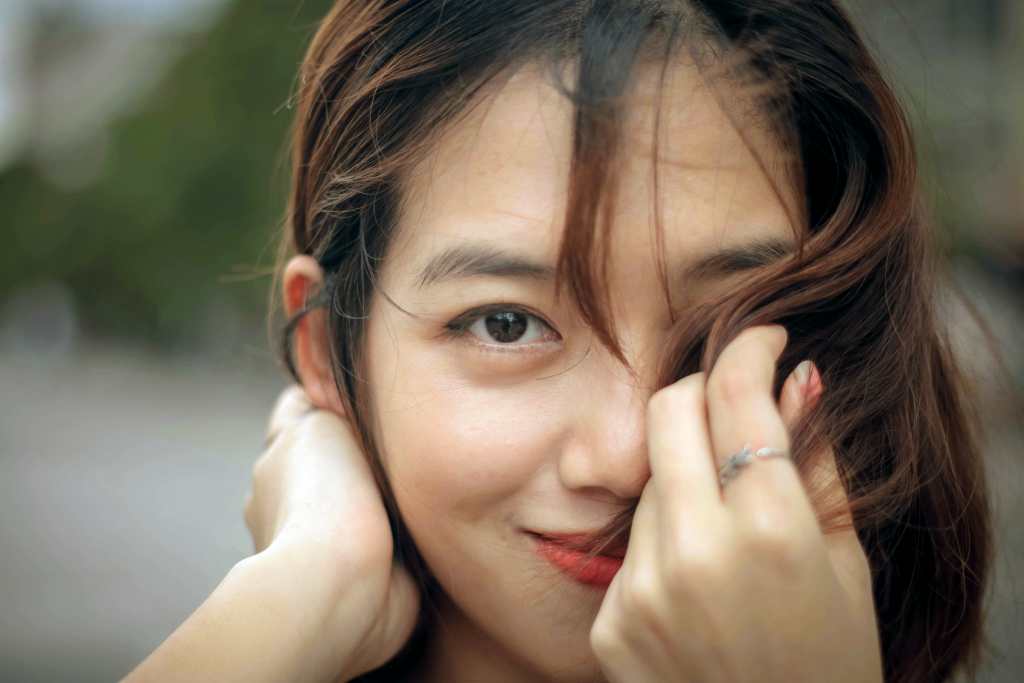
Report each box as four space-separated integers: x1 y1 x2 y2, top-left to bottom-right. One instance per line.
123 382 419 683
281 58 882 683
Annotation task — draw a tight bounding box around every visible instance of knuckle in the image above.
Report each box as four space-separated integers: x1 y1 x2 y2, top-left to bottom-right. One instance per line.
649 376 704 418
708 366 756 406
267 385 307 429
590 613 625 658
277 384 311 415
742 515 811 576
706 325 788 405
736 324 787 351
664 537 725 588
646 388 673 420
298 409 343 442
746 511 789 548
620 567 664 623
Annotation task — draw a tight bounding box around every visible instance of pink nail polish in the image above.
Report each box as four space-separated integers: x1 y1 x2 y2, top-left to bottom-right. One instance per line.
794 360 812 388
804 361 823 401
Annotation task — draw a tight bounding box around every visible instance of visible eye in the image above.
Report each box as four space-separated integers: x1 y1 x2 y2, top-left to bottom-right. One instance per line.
443 305 561 350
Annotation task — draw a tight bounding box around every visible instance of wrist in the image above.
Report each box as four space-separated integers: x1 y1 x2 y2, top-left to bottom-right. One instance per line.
233 538 358 682
124 538 359 683
244 530 383 681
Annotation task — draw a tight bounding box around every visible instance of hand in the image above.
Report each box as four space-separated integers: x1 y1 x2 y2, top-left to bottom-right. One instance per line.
590 325 882 683
244 385 421 681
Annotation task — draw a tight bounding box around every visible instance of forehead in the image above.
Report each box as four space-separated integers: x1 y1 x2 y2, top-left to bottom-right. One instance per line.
388 58 800 282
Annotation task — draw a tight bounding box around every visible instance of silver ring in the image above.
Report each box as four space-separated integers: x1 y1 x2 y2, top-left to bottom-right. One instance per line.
718 442 790 487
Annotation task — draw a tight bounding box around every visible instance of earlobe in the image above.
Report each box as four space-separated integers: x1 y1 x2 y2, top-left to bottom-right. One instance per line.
282 255 347 417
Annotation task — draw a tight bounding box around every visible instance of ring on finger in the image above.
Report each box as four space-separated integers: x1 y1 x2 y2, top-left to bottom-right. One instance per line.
718 442 790 488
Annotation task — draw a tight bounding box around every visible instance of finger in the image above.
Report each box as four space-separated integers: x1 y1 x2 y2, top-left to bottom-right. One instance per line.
646 372 724 527
812 445 872 598
592 487 672 683
620 479 660 574
777 359 814 430
610 483 660 621
705 324 791 472
777 359 835 500
775 359 866 587
705 325 817 524
615 517 682 683
785 364 870 598
266 384 314 445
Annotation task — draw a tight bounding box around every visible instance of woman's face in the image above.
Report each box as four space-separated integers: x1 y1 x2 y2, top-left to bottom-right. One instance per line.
363 60 801 681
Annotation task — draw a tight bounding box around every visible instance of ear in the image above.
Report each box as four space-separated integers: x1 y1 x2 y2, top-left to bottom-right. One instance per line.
282 255 348 417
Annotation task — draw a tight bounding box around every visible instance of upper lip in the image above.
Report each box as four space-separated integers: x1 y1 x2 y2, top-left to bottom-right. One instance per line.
529 531 602 541
526 530 628 558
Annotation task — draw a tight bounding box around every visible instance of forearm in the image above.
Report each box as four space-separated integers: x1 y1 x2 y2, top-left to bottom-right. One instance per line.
123 537 352 683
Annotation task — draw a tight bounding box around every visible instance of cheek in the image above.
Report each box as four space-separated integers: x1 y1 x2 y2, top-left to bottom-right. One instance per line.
376 378 560 517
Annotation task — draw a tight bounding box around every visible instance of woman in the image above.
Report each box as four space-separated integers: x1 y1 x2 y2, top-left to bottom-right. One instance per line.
125 1 993 682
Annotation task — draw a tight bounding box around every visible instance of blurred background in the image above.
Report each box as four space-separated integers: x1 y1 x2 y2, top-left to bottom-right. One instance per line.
0 0 1020 681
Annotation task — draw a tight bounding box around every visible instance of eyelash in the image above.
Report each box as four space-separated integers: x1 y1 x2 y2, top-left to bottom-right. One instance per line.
441 304 562 352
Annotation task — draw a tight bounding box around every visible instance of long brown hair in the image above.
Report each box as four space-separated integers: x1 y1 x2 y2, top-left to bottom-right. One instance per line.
274 1 996 681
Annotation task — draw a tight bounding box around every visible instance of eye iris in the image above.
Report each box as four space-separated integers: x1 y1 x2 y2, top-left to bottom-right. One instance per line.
484 311 528 343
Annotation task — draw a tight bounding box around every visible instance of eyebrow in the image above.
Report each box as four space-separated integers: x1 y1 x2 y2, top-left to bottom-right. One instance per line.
414 235 795 289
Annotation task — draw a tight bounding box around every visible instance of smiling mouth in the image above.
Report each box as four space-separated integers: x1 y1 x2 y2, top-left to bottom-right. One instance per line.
525 532 626 588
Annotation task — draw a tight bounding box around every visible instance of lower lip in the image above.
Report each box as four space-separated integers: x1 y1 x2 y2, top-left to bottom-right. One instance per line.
529 534 624 588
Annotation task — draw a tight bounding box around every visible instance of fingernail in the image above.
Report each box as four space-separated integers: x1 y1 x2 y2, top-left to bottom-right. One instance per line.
794 359 812 388
807 361 823 398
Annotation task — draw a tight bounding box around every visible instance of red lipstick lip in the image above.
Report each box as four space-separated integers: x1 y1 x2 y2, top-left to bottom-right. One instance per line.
527 533 625 588
527 531 628 558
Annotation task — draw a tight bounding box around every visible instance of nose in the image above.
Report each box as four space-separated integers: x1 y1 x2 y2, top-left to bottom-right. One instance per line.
556 347 654 502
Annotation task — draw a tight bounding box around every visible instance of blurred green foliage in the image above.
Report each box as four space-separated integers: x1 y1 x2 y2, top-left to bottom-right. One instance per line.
0 0 1018 347
0 0 334 345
